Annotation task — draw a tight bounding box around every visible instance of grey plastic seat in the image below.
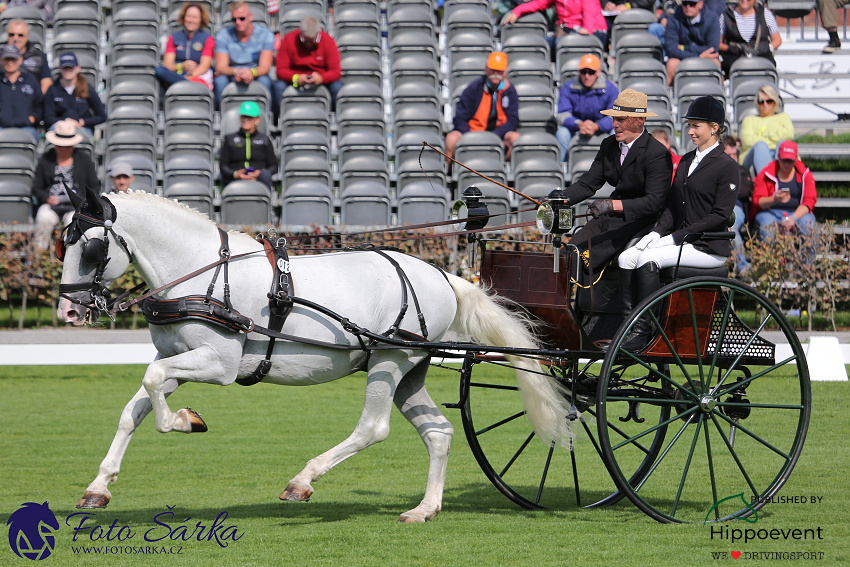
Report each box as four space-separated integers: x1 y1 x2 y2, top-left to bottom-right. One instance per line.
395 157 446 194
0 128 38 169
513 158 564 219
281 156 333 193
610 9 657 52
507 58 554 91
0 157 34 188
672 58 724 103
625 79 672 113
340 180 392 226
333 7 381 44
339 156 389 193
278 105 330 139
341 54 383 90
279 85 331 117
164 81 214 116
337 105 385 142
165 105 214 143
677 81 726 125
280 180 334 227
389 31 438 65
163 181 215 218
453 131 504 181
391 54 440 93
396 181 451 225
502 34 550 66
616 57 667 88
449 54 489 98
387 5 436 46
336 82 384 117
0 179 32 223
614 33 664 77
394 131 444 167
334 0 380 20
465 179 513 220
458 161 507 195
446 31 493 76
644 107 675 144
392 82 441 117
728 57 779 100
510 132 560 171
281 130 332 168
107 80 159 117
337 30 382 65
515 81 556 133
446 8 493 43
220 180 273 226
392 106 443 142
337 130 386 166
220 81 271 121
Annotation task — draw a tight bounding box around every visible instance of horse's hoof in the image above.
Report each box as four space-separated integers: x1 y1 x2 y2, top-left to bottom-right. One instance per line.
76 491 110 509
398 513 427 523
185 408 208 433
280 483 312 502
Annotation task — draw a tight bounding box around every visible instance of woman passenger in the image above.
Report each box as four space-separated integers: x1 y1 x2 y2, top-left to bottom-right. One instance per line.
616 96 740 351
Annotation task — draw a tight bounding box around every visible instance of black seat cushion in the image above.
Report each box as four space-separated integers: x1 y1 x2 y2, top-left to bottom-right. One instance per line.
660 266 728 282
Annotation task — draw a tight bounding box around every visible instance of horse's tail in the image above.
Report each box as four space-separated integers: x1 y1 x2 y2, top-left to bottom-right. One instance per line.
445 273 573 448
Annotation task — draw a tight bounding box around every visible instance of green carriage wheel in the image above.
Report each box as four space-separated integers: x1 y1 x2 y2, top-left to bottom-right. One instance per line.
597 277 811 523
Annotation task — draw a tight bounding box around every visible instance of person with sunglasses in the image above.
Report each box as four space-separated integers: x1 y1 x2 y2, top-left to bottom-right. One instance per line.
738 83 794 175
750 140 817 240
0 43 41 140
664 0 721 85
274 16 342 110
213 1 275 106
5 19 51 94
718 0 781 79
555 53 618 165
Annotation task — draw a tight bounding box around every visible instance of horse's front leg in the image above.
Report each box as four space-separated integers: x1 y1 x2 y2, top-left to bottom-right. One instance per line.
78 381 179 508
142 345 239 433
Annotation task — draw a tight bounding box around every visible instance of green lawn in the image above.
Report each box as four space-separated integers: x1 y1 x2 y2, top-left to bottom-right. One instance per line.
1 365 848 566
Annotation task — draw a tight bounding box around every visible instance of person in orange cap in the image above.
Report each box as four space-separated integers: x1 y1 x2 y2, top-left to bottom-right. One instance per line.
555 53 619 164
445 51 520 160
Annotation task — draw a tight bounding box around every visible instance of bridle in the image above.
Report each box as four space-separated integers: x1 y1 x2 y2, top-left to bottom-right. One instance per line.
56 208 133 323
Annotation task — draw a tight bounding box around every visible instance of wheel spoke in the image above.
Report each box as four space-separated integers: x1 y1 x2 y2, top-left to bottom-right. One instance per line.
611 406 698 451
670 413 704 517
612 351 702 403
704 414 719 521
715 311 777 392
470 381 519 392
714 355 798 398
476 410 525 436
706 288 736 390
635 412 698 492
709 413 760 496
535 443 556 504
711 410 792 460
499 431 536 477
687 289 707 389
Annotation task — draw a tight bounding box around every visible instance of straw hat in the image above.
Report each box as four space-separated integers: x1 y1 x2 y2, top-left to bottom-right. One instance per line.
600 88 658 118
46 120 84 147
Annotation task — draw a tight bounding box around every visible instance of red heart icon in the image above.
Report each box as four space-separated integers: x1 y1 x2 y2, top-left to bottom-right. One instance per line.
731 551 742 559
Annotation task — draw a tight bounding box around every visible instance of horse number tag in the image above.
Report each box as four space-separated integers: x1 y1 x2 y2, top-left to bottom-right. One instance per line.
277 259 291 274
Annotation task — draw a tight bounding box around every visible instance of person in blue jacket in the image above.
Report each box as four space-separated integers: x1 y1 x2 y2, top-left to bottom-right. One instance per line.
555 53 618 165
445 51 520 160
43 53 106 133
664 0 721 85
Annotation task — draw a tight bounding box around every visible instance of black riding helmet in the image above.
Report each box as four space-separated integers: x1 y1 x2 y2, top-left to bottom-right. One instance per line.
682 96 725 125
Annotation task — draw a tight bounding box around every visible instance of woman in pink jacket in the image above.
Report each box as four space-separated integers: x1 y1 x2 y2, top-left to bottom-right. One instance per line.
750 141 817 240
503 0 608 47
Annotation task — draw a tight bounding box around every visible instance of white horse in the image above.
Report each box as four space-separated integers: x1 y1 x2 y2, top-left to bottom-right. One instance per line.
57 191 572 522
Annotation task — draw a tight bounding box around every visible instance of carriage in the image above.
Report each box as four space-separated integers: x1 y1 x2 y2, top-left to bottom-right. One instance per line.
56 188 810 524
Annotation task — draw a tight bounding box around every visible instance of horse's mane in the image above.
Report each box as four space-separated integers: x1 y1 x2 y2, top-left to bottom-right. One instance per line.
108 190 216 225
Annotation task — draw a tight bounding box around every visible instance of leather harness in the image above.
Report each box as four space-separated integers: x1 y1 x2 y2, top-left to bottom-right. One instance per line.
141 234 429 386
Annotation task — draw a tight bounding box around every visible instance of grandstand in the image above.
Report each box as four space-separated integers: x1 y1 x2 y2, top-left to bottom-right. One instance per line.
0 0 848 231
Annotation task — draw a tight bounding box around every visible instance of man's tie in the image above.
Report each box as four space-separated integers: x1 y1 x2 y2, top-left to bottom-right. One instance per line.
619 142 629 165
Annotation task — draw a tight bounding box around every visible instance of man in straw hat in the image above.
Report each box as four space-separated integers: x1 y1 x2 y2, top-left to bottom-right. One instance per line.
563 88 673 277
32 119 100 249
445 51 520 161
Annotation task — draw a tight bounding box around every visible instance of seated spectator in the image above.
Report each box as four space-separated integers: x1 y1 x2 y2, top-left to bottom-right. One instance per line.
719 0 781 78
664 0 721 85
751 141 816 240
274 16 343 111
213 1 275 105
723 135 754 275
503 0 608 47
739 84 794 175
5 18 50 93
817 0 848 53
0 44 41 140
44 53 106 134
555 53 618 164
0 1 54 24
445 51 520 160
650 0 726 50
108 162 135 193
32 120 100 249
155 2 215 90
651 128 681 179
219 101 277 190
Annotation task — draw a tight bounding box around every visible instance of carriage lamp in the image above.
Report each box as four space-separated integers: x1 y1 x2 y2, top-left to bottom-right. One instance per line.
536 188 573 272
536 188 572 236
451 185 489 231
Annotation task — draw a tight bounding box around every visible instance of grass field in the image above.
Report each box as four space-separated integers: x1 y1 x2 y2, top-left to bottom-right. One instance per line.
1 364 848 566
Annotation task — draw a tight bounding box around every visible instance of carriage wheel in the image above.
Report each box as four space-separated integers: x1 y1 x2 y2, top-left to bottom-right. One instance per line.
459 355 670 510
597 277 811 523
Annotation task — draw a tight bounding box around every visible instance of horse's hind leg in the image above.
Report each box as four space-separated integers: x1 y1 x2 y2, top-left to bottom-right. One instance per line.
393 356 453 523
78 380 180 508
281 352 422 506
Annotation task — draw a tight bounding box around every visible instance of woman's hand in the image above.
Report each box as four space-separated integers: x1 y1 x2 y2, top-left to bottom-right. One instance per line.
635 232 661 250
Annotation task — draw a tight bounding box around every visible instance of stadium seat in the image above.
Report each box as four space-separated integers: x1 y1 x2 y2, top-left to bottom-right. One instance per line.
0 179 32 223
280 180 334 227
163 181 215 218
396 181 451 225
340 180 392 226
220 180 273 226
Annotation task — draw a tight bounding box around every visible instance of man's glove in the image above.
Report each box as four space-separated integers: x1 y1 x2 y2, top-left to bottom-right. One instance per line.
588 199 614 218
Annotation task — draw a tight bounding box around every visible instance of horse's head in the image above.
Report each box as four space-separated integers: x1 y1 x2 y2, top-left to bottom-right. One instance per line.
57 197 132 325
6 501 60 560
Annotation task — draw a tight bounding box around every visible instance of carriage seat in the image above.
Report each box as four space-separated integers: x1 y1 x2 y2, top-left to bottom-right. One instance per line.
660 265 728 283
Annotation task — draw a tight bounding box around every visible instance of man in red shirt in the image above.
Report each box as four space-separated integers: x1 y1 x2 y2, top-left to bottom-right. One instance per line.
274 16 343 110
